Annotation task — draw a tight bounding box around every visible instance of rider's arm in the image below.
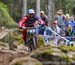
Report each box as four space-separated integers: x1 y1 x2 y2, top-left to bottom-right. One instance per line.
19 17 28 28
34 18 45 28
38 18 45 25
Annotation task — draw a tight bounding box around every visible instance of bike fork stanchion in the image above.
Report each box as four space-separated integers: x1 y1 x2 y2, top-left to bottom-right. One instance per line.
33 38 37 49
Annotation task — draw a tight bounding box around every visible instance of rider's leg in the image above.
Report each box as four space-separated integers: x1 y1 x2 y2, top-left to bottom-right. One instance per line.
22 30 27 46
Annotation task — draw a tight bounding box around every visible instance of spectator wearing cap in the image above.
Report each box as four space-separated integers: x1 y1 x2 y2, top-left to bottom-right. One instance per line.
38 11 48 35
40 11 48 26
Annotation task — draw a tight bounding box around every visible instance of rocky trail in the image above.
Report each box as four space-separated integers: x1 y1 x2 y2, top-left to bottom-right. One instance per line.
0 29 75 65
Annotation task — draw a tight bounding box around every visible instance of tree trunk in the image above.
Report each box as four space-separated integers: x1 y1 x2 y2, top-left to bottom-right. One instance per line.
36 0 40 17
58 0 62 9
22 0 27 17
48 0 54 26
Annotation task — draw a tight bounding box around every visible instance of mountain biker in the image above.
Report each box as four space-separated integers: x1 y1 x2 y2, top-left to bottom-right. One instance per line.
19 9 44 45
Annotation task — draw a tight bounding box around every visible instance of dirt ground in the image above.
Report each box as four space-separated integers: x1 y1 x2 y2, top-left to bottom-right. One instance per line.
0 50 29 65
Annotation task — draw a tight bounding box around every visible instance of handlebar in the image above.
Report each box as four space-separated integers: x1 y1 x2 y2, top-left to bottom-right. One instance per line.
18 27 37 32
22 27 36 30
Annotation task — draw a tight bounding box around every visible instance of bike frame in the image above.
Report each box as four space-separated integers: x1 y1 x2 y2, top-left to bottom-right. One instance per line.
25 27 38 51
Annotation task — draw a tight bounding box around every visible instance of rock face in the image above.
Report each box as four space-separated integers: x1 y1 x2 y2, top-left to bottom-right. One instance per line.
0 46 75 65
33 54 67 65
31 53 66 65
9 57 42 65
0 32 75 65
31 47 75 65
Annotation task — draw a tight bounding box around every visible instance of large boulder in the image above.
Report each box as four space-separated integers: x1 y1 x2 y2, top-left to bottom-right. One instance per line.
9 57 42 65
31 47 75 65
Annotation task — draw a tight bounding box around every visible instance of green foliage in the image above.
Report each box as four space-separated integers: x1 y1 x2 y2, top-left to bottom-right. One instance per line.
0 2 18 28
54 0 75 14
68 46 75 51
1 0 75 21
37 35 45 48
12 32 24 45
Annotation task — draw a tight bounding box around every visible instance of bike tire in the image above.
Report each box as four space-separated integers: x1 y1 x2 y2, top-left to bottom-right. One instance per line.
27 37 37 52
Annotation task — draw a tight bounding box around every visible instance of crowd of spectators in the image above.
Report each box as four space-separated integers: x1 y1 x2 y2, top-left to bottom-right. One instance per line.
42 9 75 46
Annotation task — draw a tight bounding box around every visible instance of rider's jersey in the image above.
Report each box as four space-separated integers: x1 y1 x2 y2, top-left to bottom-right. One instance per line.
19 16 44 28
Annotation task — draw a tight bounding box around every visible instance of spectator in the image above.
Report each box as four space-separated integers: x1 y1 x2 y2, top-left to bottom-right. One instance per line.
52 20 60 34
38 11 48 35
52 20 61 46
40 11 48 26
44 27 52 44
55 9 65 30
65 25 74 44
65 14 75 32
73 16 75 35
65 14 70 30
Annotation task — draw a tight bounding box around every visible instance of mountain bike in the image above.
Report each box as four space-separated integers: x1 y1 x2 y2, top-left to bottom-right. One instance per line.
24 27 38 52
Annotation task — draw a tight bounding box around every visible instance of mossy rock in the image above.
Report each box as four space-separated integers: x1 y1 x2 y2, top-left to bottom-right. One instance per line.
14 62 42 65
32 51 68 65
60 45 69 53
9 57 42 65
31 46 74 65
14 63 21 65
60 45 75 53
72 54 75 60
68 46 75 52
61 53 72 63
